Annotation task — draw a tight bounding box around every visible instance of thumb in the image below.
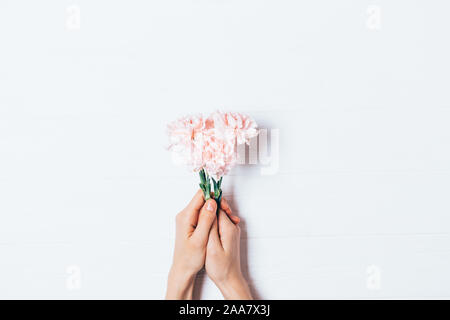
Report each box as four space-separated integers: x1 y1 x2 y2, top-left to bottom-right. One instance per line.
192 199 217 243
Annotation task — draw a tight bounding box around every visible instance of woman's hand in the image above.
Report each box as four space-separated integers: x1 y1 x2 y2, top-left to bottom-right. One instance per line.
205 199 253 300
166 190 217 300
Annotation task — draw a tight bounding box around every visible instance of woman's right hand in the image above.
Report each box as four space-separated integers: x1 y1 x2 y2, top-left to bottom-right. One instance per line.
205 199 253 300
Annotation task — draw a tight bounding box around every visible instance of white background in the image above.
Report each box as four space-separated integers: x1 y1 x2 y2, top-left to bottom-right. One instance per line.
1 0 450 299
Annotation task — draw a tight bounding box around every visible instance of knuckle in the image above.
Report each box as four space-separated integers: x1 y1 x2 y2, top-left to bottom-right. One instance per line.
176 211 188 225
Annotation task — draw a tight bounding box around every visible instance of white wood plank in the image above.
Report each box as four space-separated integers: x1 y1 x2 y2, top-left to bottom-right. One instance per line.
1 0 450 299
1 235 449 299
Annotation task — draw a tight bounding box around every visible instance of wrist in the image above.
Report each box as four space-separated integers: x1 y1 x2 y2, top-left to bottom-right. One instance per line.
166 265 196 300
217 273 253 300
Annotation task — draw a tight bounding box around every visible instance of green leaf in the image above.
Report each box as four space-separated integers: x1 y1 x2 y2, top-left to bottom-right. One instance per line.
199 169 206 184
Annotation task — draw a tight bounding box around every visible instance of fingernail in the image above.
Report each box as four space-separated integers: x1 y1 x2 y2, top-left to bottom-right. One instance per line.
206 201 216 212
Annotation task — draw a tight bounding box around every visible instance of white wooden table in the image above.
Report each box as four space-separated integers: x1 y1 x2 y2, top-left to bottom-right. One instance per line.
1 0 449 299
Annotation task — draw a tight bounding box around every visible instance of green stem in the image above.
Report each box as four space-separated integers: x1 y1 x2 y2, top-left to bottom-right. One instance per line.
198 168 211 200
199 169 223 214
211 176 223 215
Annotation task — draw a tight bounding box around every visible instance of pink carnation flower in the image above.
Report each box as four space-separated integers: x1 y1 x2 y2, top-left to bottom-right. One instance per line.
167 114 206 172
167 111 258 179
210 111 258 145
202 135 237 178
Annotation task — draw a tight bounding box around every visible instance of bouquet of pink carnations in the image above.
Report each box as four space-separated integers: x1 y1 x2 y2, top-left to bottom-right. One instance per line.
167 111 258 209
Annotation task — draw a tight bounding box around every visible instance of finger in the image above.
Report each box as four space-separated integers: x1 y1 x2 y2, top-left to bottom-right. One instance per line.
192 199 217 243
186 189 206 212
217 209 238 251
207 218 222 250
181 189 205 228
220 197 232 215
229 215 240 225
220 198 239 224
